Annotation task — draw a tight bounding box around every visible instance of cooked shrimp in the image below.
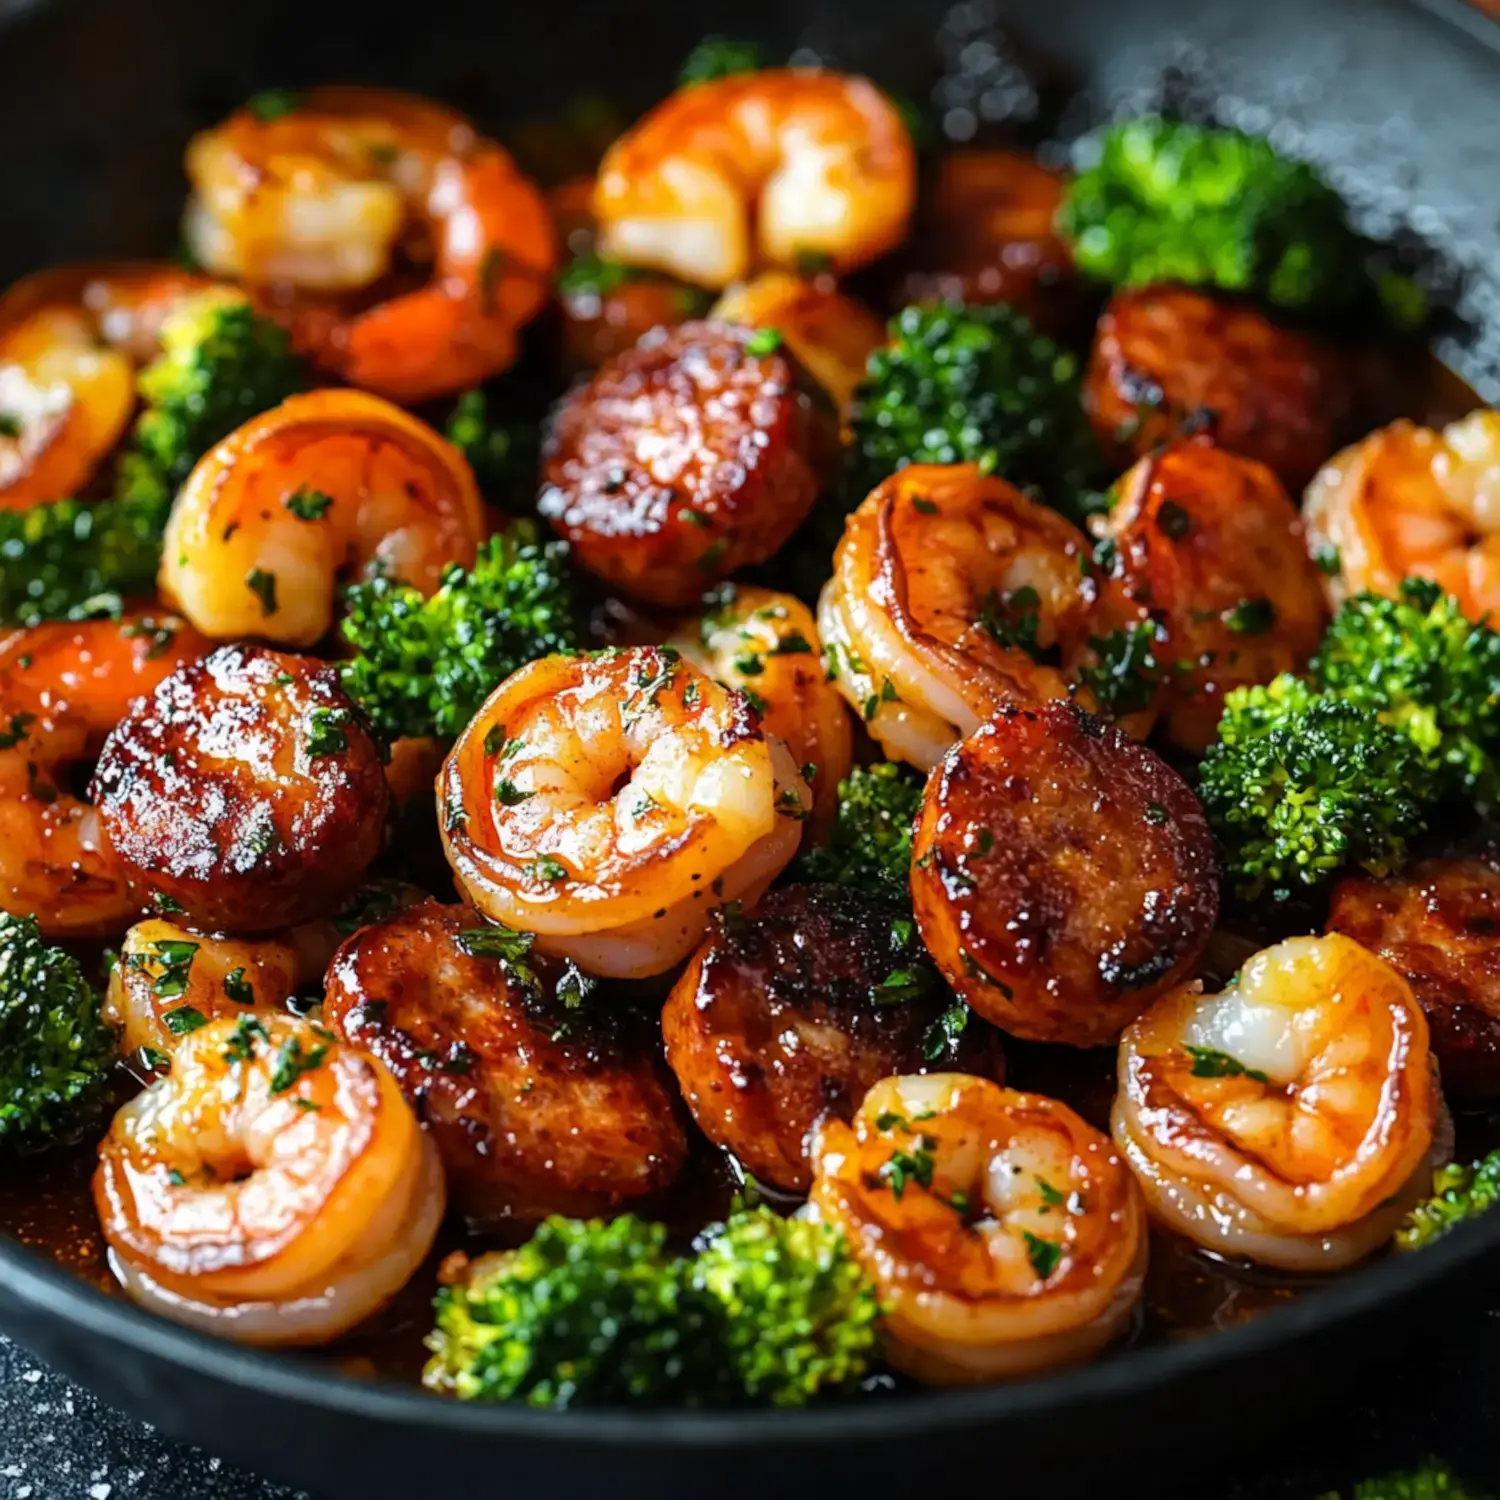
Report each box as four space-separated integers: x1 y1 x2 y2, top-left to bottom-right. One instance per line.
92 644 391 932
594 69 916 288
160 389 484 646
817 463 1104 771
1093 440 1328 753
1085 287 1347 491
0 613 208 938
0 610 208 746
107 910 353 1064
710 272 885 414
95 1013 444 1346
184 86 556 402
663 885 1003 1193
0 264 208 507
325 902 687 1223
891 151 1079 333
1328 845 1500 1098
1112 934 1448 1271
912 702 1219 1047
810 1074 1147 1383
439 647 810 978
669 584 851 837
539 321 839 607
1303 411 1500 620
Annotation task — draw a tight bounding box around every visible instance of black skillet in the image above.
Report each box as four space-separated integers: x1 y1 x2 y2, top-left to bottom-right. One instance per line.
2 0 1500 1495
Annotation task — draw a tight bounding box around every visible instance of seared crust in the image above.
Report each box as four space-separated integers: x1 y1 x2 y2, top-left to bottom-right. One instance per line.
1329 849 1500 1097
1085 286 1346 490
662 884 1001 1192
1094 439 1328 752
911 702 1218 1047
538 320 839 606
325 901 688 1222
91 644 389 932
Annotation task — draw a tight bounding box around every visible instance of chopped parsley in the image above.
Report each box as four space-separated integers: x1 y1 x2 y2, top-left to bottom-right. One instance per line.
161 1005 208 1035
283 487 333 522
1022 1230 1062 1279
268 1034 330 1095
245 566 279 616
1184 1044 1269 1084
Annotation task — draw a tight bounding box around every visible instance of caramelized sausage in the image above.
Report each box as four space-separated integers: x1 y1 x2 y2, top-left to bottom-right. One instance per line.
91 644 390 932
1329 848 1500 1098
1085 286 1347 490
911 702 1218 1047
891 151 1080 334
325 902 687 1223
538 320 840 606
1094 440 1328 752
662 884 1003 1192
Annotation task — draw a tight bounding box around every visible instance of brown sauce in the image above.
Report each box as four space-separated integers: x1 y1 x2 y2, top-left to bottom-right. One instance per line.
0 351 1491 1391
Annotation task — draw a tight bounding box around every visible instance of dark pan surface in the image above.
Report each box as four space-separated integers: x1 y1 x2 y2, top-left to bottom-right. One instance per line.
2 0 1500 1495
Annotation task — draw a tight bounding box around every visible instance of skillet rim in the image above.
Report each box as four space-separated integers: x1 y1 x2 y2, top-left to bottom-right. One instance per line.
1 0 1500 1453
2 1200 1499 1442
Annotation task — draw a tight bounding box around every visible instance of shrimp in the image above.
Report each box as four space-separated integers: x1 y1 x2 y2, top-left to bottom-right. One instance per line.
1085 287 1347 491
710 272 886 415
159 389 484 646
1112 934 1448 1271
94 1013 444 1346
0 263 208 507
0 613 209 938
890 151 1080 334
1302 411 1500 620
912 702 1219 1047
809 1074 1147 1384
325 902 687 1224
669 584 851 838
539 321 839 607
817 463 1105 771
184 86 557 402
92 644 391 933
1092 440 1328 753
439 647 811 978
594 69 915 290
663 885 1003 1193
1328 845 1500 1098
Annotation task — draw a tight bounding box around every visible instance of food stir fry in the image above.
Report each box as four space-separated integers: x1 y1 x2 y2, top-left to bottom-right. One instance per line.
4 38 1500 1413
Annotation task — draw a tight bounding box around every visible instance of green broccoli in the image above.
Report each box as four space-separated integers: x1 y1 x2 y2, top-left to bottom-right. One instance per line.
678 36 763 86
846 302 1106 524
444 387 539 509
1058 116 1387 317
794 762 924 903
0 913 117 1144
424 1215 713 1408
0 293 305 626
1395 1150 1500 1253
424 1206 880 1409
1313 579 1500 800
1320 1459 1491 1500
1198 674 1438 902
691 1206 880 1407
339 521 581 744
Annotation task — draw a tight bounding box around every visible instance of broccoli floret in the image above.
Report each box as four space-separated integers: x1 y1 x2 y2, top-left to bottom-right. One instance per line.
339 521 581 744
847 302 1105 524
690 1206 881 1407
425 1215 712 1408
794 762 924 902
0 913 117 1144
1320 1459 1490 1500
1058 116 1377 316
444 388 539 509
678 36 763 85
1198 674 1437 902
1313 579 1500 800
425 1207 880 1409
0 293 305 626
1395 1150 1500 1253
